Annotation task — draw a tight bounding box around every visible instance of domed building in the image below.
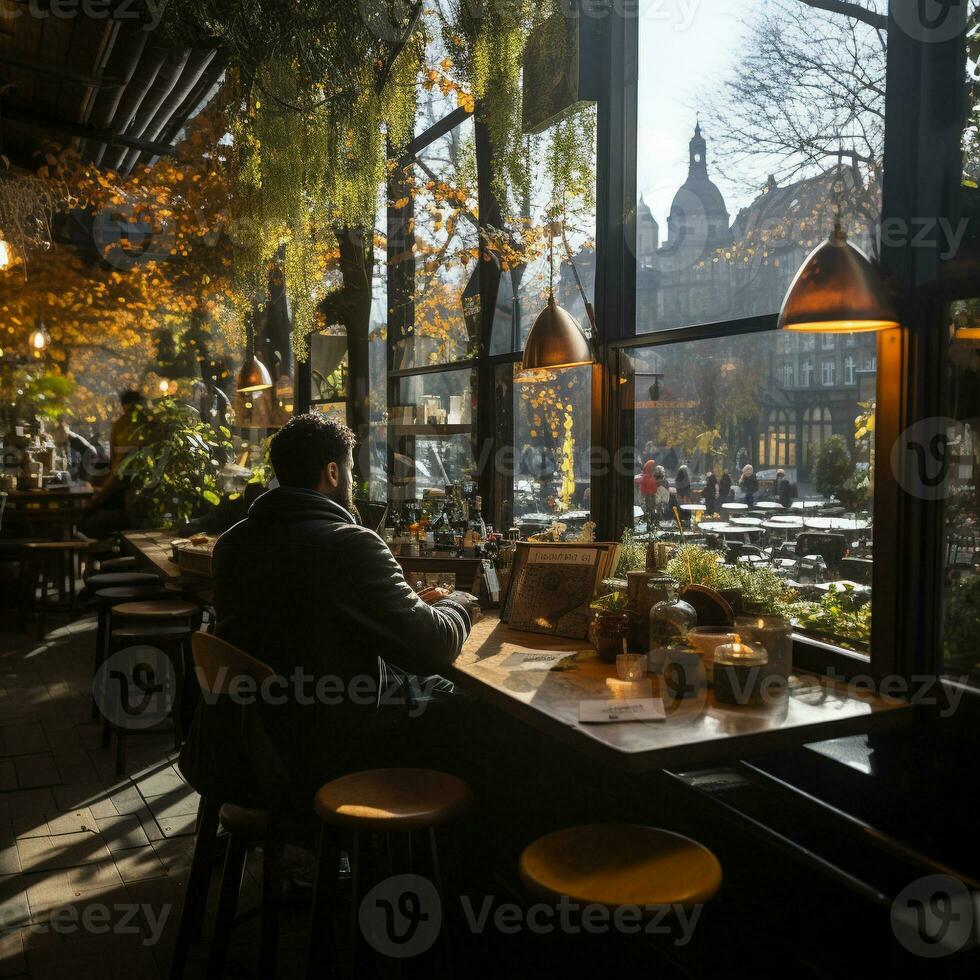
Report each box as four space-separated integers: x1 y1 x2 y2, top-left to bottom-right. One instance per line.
664 122 731 251
654 123 734 328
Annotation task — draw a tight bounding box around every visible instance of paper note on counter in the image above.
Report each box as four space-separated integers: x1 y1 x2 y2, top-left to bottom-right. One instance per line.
578 699 666 724
500 649 579 671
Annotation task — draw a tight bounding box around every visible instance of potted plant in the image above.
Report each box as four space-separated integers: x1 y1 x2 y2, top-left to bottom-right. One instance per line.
118 398 232 529
590 591 630 663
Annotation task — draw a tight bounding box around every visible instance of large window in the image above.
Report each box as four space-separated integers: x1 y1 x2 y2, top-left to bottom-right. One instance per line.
619 327 876 654
635 0 886 334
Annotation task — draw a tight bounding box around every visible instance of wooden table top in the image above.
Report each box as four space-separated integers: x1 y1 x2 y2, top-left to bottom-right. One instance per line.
4 483 94 499
122 530 182 578
447 615 909 772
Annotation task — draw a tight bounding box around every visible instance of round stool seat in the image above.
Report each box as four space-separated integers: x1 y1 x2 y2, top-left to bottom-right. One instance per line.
110 622 193 640
86 572 161 589
219 804 271 842
24 540 90 551
96 586 167 602
95 556 139 573
112 599 199 619
519 825 722 912
314 768 472 832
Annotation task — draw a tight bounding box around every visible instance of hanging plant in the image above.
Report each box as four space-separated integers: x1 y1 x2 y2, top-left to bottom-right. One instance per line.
161 1 425 360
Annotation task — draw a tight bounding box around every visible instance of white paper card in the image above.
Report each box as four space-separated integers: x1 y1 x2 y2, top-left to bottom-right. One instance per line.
500 649 578 671
578 699 666 724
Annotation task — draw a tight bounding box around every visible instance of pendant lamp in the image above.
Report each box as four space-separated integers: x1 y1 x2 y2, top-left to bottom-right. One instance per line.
521 224 594 371
778 156 899 334
236 303 273 393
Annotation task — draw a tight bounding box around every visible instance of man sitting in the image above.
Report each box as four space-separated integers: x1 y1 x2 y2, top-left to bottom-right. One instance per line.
179 413 480 804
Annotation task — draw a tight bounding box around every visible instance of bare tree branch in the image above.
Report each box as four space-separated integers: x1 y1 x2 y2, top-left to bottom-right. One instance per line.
797 0 888 30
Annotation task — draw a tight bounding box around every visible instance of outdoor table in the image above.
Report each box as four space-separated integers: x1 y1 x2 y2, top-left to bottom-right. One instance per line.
791 500 826 511
813 579 872 595
763 518 803 529
803 516 871 532
722 502 748 511
680 503 706 512
731 516 764 526
755 501 787 511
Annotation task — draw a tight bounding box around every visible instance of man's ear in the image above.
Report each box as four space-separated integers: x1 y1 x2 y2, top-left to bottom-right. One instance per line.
324 461 340 490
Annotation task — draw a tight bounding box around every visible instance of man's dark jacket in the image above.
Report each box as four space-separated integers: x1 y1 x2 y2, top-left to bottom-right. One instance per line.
179 486 471 802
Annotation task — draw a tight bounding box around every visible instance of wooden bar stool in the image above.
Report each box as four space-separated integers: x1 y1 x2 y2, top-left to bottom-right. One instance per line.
91 582 168 718
103 599 200 772
21 539 92 638
95 555 139 573
519 824 722 923
169 632 312 980
85 570 162 590
308 768 472 977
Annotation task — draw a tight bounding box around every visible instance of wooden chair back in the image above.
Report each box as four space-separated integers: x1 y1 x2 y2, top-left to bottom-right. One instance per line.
191 631 275 695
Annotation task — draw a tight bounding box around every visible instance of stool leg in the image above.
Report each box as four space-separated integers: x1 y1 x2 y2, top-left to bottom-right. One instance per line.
169 796 220 980
260 839 281 980
307 828 338 980
93 605 108 718
207 832 248 978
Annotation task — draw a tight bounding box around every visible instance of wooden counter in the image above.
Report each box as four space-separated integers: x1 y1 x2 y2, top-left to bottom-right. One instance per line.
120 531 910 772
446 615 910 772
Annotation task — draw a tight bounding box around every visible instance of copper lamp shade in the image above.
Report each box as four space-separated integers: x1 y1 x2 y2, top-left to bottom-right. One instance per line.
778 223 899 333
521 294 593 372
236 354 273 393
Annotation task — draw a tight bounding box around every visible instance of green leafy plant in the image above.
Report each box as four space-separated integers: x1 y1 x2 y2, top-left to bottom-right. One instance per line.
812 434 855 501
118 398 232 528
247 436 274 487
667 544 795 616
591 590 629 613
1 369 75 428
614 527 648 577
786 585 871 650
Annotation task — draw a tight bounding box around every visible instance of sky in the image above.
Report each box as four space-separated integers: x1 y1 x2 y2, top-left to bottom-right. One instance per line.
636 0 753 228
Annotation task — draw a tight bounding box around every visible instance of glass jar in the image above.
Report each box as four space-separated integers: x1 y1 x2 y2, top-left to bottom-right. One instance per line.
648 586 697 674
592 610 631 664
735 615 793 683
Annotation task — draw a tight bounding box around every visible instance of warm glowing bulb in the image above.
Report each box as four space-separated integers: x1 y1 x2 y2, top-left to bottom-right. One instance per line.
0 240 10 270
30 330 46 350
159 380 170 393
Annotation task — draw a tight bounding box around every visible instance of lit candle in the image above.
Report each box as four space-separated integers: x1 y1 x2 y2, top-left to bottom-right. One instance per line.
713 641 768 706
735 615 793 682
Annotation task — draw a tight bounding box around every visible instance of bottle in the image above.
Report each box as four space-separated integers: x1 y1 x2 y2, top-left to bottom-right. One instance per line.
464 494 487 555
648 584 697 674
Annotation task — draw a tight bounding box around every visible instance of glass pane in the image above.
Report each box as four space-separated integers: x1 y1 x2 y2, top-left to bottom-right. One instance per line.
619 329 876 654
391 119 480 370
636 0 886 333
309 328 348 404
490 105 598 355
368 204 388 502
941 300 979 684
512 364 592 535
389 368 476 501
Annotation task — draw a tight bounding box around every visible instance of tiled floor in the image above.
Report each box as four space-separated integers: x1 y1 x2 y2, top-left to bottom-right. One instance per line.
0 608 308 979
